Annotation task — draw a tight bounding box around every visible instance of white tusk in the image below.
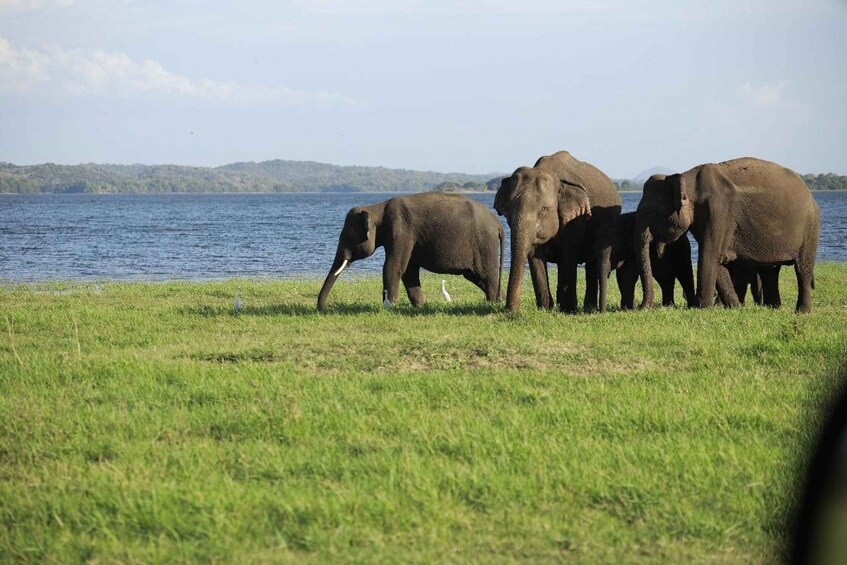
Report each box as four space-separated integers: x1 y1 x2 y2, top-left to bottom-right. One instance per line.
333 259 349 277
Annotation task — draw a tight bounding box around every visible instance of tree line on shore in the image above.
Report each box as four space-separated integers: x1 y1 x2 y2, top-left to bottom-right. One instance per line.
1 160 845 194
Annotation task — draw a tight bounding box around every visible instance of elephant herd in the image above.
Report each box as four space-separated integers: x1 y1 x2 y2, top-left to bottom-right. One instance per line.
318 151 821 314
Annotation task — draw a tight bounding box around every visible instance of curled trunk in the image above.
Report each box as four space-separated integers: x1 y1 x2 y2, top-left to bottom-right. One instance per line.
635 221 655 309
317 254 346 311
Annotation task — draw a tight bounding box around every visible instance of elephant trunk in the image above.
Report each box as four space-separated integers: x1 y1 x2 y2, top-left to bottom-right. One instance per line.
505 229 531 312
317 252 348 311
635 219 655 309
497 223 505 302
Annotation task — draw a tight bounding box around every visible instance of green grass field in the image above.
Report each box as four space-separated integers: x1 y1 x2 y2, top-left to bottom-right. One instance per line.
2 264 846 562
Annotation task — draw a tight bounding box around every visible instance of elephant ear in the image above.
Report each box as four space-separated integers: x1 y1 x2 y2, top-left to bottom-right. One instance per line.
347 208 374 243
666 173 695 230
493 176 512 216
358 210 375 242
558 181 592 225
666 174 689 213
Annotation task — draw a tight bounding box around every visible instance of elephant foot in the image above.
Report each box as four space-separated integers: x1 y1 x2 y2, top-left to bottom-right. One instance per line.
796 302 812 314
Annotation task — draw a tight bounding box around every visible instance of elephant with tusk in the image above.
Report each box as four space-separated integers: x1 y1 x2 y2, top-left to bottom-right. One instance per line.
317 192 504 311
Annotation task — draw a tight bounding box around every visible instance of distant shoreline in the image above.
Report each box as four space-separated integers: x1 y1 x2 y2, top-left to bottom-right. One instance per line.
4 190 846 195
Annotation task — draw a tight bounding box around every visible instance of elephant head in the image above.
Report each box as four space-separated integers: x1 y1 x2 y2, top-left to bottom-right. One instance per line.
317 206 380 311
634 173 694 308
494 167 592 312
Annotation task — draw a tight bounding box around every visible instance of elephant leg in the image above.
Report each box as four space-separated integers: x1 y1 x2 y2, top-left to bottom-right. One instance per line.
484 278 499 302
482 239 502 302
382 241 413 305
735 277 749 305
480 272 499 302
462 271 494 301
382 265 404 304
557 262 579 314
597 246 612 313
616 264 637 311
583 261 599 313
658 275 676 306
675 255 697 308
529 256 553 309
795 258 814 314
750 272 763 305
761 266 781 308
716 265 741 308
402 266 425 307
795 219 818 313
696 237 725 308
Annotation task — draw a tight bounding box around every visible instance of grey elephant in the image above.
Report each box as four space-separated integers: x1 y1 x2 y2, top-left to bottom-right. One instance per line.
635 157 820 312
612 212 696 310
494 150 622 313
317 192 504 310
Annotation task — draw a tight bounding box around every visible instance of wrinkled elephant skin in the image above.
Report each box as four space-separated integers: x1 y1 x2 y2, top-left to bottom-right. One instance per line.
317 192 505 310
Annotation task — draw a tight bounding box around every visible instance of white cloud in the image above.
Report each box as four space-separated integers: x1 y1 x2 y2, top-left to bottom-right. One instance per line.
0 35 353 106
0 36 51 89
736 81 792 108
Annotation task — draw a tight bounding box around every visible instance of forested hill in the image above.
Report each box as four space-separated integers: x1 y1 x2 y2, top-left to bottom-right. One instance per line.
0 160 500 194
1 160 845 194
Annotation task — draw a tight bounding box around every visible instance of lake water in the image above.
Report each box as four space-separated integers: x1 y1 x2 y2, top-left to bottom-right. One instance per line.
1 192 845 282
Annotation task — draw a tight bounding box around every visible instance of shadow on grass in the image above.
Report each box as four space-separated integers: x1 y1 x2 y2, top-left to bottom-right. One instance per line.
180 303 380 317
392 303 504 317
179 301 505 318
191 349 281 363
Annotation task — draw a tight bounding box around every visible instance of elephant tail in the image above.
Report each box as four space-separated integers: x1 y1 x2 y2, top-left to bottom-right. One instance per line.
497 221 505 302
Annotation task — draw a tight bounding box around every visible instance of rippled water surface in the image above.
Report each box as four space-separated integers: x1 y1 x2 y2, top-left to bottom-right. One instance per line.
0 192 844 281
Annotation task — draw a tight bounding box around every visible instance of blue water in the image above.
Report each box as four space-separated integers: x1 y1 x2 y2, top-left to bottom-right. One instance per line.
0 192 844 282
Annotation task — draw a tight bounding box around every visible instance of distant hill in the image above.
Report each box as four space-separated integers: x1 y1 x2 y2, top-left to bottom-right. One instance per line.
611 166 678 191
0 160 502 194
1 160 843 194
633 166 677 183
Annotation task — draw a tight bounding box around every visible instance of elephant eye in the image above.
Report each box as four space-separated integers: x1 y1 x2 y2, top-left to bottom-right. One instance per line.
541 206 551 214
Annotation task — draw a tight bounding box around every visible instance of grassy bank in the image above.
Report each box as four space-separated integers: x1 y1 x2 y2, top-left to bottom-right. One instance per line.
2 264 846 562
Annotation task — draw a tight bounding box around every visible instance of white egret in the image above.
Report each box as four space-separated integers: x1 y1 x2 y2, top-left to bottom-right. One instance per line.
234 293 242 313
383 289 392 309
441 280 452 302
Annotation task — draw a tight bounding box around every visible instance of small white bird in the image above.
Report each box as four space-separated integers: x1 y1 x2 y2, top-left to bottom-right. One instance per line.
383 289 392 309
441 279 452 302
234 293 242 314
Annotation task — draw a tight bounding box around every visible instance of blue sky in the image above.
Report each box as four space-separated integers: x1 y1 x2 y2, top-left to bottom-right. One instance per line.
0 0 845 177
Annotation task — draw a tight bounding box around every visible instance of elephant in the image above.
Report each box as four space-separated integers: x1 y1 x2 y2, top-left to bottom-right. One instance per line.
611 212 696 310
494 150 622 313
718 263 782 307
317 192 504 310
634 157 820 312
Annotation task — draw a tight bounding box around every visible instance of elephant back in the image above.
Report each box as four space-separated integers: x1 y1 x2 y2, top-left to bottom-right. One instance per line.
535 150 621 210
